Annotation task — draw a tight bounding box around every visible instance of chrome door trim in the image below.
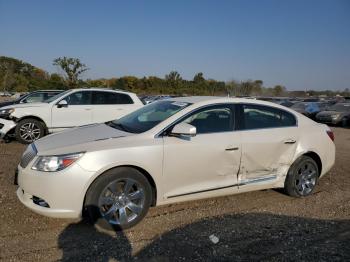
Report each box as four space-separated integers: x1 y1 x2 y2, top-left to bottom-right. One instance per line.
239 175 277 186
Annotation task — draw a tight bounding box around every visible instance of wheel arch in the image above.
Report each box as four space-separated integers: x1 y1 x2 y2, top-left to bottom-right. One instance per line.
83 165 158 209
302 151 322 175
16 115 48 134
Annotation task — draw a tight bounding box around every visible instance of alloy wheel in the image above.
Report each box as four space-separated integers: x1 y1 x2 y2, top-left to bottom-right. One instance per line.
19 122 41 142
294 161 317 195
98 178 145 226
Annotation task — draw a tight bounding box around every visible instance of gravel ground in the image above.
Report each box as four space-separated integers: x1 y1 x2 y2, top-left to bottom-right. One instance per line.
0 127 349 261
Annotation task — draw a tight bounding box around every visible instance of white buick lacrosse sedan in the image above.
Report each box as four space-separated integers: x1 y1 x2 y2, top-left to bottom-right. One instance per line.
16 97 335 230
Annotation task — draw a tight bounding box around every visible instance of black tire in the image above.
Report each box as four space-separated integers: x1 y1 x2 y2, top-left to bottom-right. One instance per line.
284 156 319 197
84 167 152 231
15 118 46 144
341 117 348 128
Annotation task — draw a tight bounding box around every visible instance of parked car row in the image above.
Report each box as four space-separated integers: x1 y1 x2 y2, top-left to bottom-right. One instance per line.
289 102 350 126
258 97 350 127
315 103 350 126
0 88 143 143
1 90 349 144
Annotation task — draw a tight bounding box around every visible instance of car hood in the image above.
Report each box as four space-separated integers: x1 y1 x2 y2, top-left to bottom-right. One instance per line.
317 111 342 117
34 123 132 154
1 102 48 110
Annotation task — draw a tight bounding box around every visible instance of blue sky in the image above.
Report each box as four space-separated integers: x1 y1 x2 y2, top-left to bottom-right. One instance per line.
0 0 349 90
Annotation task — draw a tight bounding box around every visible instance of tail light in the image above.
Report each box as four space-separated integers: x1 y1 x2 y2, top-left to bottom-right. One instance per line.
327 130 334 142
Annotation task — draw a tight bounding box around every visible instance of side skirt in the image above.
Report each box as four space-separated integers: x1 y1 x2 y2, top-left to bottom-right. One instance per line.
166 175 278 199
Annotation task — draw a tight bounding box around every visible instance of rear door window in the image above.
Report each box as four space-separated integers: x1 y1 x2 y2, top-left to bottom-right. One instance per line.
241 104 296 130
92 91 134 104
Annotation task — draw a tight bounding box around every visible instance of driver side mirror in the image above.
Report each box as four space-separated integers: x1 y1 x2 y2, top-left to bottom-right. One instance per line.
57 99 68 108
170 123 197 137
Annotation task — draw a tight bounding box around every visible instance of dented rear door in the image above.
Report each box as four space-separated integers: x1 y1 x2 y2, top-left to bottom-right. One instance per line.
237 103 299 185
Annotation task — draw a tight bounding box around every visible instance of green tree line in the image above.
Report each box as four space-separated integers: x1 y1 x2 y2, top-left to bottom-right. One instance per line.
1 56 349 97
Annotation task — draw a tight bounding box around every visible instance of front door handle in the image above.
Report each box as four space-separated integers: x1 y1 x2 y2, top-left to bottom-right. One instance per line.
284 139 296 144
225 147 239 151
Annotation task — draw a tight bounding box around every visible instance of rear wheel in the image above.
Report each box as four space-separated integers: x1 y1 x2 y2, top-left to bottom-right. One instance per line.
15 118 45 144
84 167 152 231
284 156 319 197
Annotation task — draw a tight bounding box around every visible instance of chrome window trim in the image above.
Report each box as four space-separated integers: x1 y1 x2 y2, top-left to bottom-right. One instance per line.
239 103 298 131
155 103 236 138
155 102 298 138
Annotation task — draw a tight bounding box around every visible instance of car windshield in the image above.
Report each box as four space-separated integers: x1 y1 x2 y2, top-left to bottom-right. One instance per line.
13 93 28 103
328 103 350 112
108 100 191 133
45 90 70 103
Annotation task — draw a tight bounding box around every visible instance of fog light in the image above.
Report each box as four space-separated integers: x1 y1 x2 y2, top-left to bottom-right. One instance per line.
32 196 50 208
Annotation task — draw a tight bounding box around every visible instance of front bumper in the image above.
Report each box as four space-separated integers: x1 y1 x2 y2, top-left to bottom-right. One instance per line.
16 162 96 219
0 118 16 138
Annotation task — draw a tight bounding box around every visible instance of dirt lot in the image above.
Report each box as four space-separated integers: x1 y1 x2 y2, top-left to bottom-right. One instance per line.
0 97 13 102
0 128 349 261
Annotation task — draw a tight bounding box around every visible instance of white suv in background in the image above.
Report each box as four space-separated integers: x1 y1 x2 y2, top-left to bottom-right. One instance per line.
0 88 143 143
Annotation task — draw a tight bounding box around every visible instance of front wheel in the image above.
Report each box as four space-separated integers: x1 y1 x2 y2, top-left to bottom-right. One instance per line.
284 156 319 197
84 167 152 231
15 118 45 144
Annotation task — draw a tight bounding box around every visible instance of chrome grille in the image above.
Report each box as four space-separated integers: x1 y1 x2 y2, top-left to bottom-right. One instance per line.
20 144 37 168
318 116 332 120
317 116 333 122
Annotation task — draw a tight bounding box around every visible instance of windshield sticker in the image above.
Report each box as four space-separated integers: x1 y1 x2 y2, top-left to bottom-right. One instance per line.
171 102 188 107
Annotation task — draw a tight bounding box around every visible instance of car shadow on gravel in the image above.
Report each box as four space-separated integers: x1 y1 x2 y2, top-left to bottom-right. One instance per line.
58 212 350 262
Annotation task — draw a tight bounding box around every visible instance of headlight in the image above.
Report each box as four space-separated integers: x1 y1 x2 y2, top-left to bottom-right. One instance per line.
31 152 84 172
331 114 341 120
0 108 15 117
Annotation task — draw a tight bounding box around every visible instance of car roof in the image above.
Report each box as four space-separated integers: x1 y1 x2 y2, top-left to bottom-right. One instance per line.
166 96 282 106
166 96 305 115
168 96 226 104
70 88 135 95
28 90 64 92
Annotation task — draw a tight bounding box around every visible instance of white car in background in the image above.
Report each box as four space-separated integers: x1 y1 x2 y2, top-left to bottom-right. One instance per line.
15 97 335 230
0 88 143 143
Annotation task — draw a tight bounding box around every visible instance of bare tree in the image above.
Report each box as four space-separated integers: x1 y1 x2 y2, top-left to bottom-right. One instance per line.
53 57 88 88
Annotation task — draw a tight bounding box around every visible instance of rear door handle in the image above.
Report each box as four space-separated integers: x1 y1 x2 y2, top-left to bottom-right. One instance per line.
225 147 239 151
284 139 296 144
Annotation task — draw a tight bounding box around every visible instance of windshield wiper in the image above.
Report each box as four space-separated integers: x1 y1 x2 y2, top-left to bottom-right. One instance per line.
107 122 131 133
